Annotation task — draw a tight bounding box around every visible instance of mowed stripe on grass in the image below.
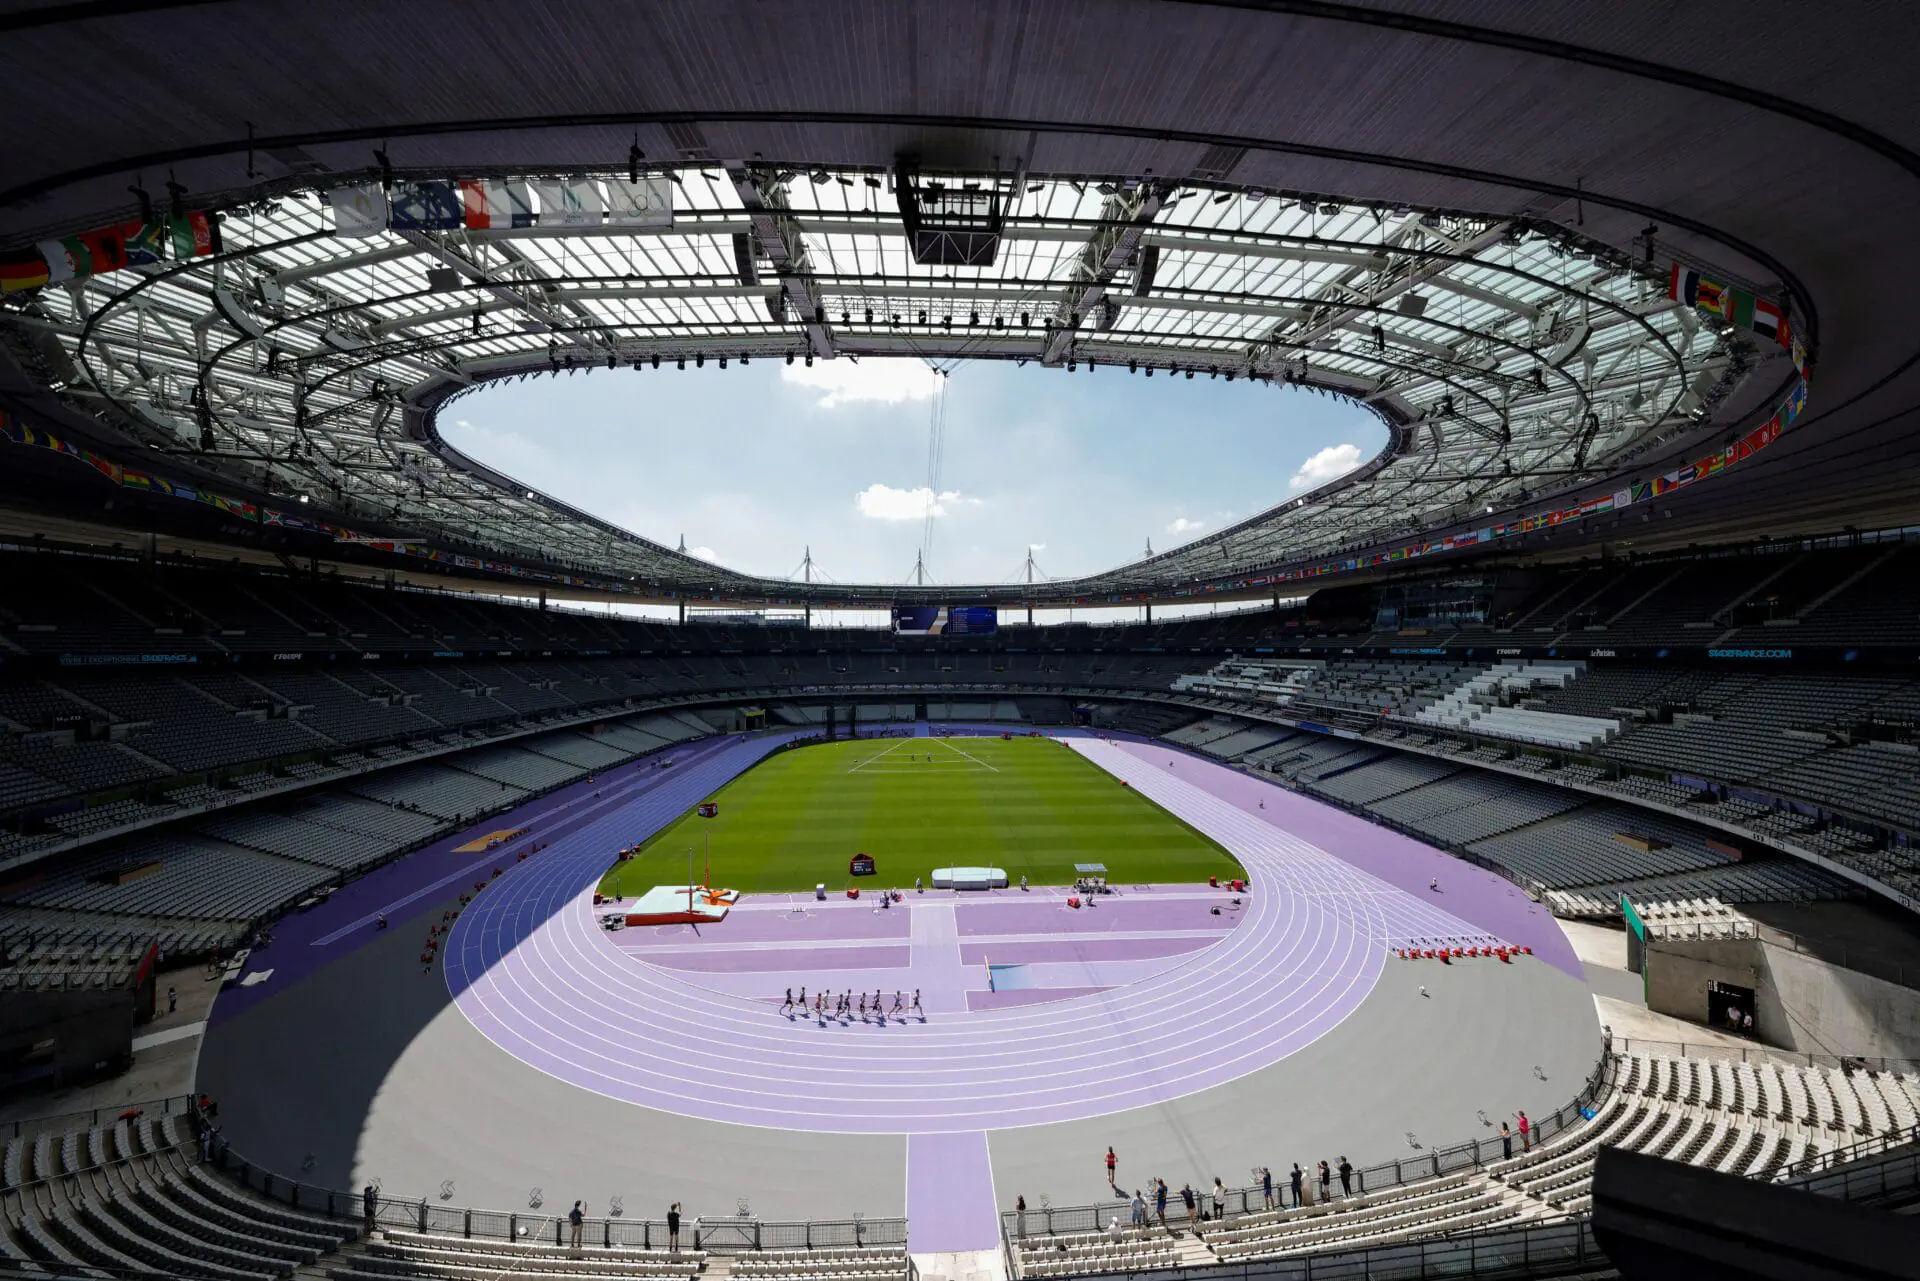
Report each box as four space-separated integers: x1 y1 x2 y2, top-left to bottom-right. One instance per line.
597 736 1243 894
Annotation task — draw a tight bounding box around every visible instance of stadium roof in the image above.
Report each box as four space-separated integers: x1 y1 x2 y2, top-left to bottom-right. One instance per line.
1 2 1916 606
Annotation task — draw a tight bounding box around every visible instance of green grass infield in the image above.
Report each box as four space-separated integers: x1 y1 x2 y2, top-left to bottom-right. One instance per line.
596 735 1244 896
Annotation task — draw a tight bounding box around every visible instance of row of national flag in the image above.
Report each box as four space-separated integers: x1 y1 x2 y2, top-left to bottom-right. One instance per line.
1669 264 1809 378
0 409 640 596
1171 364 1813 600
327 176 675 237
0 212 216 295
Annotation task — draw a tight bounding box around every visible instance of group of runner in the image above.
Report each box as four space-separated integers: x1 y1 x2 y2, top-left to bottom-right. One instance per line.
780 987 923 1022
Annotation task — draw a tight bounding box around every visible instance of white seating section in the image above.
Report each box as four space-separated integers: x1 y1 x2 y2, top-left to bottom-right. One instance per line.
731 1245 907 1281
1005 1052 1919 1273
1414 662 1620 751
1015 1226 1177 1276
343 1230 708 1281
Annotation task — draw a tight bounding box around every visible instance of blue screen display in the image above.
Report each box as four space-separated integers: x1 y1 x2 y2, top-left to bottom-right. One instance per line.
892 605 998 635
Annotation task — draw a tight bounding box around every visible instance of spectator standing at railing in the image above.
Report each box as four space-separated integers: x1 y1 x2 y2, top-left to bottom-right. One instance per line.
1130 1189 1147 1229
1317 1160 1331 1204
1154 1179 1168 1227
1260 1166 1274 1210
667 1202 682 1252
569 1201 584 1248
1500 1121 1512 1160
363 1184 378 1233
1211 1176 1226 1220
1014 1195 1027 1238
1517 1110 1531 1152
1338 1157 1352 1198
1180 1183 1197 1233
1290 1163 1303 1207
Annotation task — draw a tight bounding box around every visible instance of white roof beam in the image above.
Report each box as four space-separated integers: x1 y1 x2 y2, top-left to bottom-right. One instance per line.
1144 234 1388 271
1045 187 1164 365
1425 274 1541 321
724 164 832 358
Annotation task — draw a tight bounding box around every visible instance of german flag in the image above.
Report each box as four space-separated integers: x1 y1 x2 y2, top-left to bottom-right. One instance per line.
0 247 49 294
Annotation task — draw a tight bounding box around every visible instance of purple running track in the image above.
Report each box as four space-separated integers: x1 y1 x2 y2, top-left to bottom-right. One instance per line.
1107 740 1581 979
210 733 769 1025
444 738 1507 1139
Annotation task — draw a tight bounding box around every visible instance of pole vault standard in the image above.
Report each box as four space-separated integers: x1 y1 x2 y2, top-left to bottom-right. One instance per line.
694 802 720 912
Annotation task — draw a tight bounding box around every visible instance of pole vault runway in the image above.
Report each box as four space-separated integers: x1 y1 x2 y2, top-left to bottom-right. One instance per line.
442 736 1537 1251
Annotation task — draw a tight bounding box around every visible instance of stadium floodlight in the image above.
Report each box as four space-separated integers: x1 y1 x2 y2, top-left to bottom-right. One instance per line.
864 307 873 324
695 354 704 368
1067 360 1076 372
805 354 813 366
719 357 727 368
917 310 927 325
297 493 310 504
786 352 794 365
969 310 979 326
741 354 749 365
1128 359 1138 374
652 354 660 368
676 358 685 370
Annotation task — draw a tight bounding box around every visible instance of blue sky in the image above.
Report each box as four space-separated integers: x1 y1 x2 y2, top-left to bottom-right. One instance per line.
444 358 1383 590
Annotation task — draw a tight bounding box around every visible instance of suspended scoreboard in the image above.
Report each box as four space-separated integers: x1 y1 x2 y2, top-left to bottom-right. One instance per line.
892 605 998 635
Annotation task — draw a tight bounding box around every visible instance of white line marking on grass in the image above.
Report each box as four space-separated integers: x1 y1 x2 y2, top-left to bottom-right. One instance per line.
848 738 915 773
929 737 998 772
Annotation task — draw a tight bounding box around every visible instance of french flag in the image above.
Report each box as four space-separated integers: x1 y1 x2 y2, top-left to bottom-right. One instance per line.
460 179 534 230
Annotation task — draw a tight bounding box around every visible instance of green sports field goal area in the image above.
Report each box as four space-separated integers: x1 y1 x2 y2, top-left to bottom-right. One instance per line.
597 736 1245 896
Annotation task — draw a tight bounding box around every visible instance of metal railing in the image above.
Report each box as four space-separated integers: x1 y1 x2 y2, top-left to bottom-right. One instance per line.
1789 1134 1920 1205
1612 1036 1920 1076
1005 1035 1613 1240
209 1135 904 1255
0 1094 194 1142
1057 1218 1606 1281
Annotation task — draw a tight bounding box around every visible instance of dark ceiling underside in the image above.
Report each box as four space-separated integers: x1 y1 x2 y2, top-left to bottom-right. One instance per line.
1 0 1917 599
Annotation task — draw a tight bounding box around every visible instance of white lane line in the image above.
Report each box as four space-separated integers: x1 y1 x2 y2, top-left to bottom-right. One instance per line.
132 1022 205 1053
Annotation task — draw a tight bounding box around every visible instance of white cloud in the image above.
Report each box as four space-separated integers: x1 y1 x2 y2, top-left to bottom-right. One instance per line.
781 358 940 408
854 483 969 521
1166 516 1206 535
1289 442 1366 490
1028 543 1046 551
